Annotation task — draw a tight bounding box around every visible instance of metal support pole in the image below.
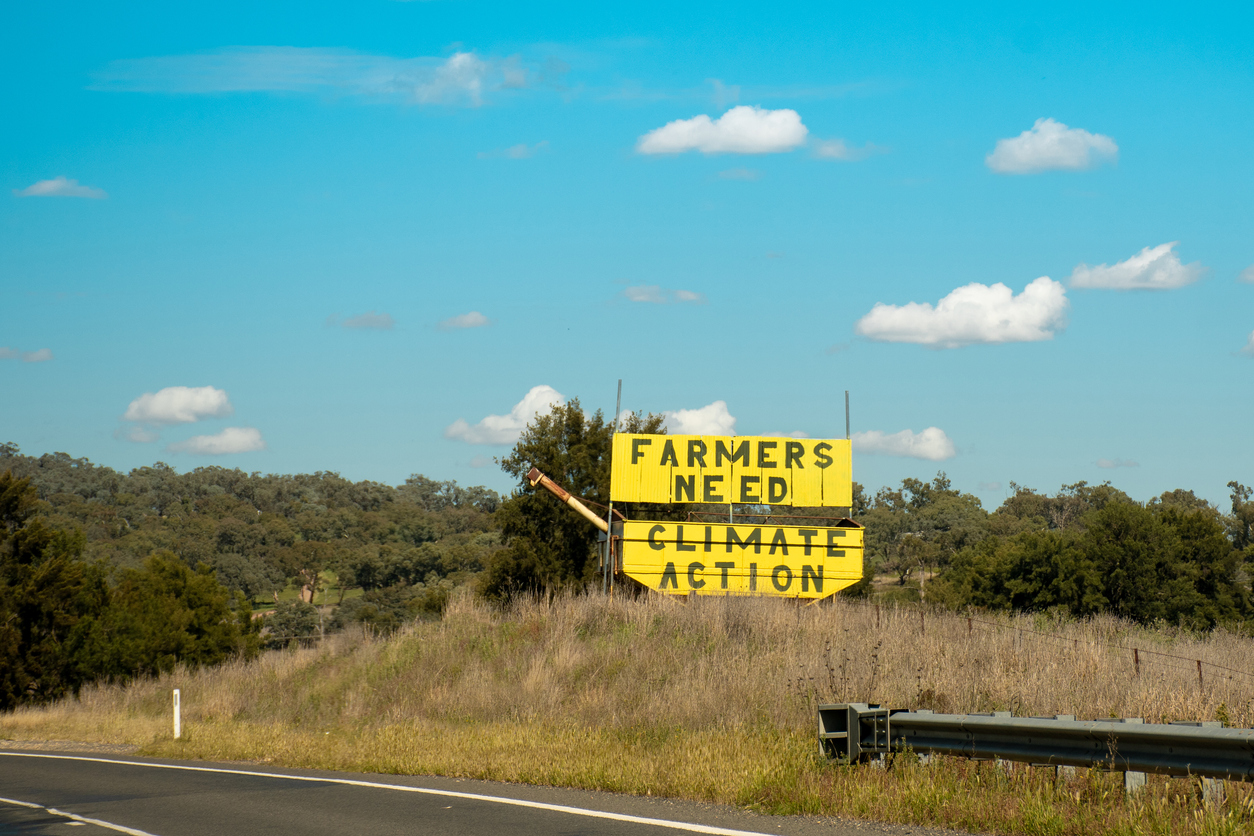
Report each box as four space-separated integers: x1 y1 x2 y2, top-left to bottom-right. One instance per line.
845 390 850 439
605 379 622 595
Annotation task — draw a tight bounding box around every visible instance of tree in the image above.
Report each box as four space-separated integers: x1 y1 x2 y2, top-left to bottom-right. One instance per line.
103 551 259 677
1227 481 1253 553
277 541 336 603
0 472 109 709
857 473 988 589
481 401 664 600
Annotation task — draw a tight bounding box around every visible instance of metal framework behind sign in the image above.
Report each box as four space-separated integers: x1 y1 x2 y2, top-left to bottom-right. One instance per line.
611 434 852 507
819 703 1254 781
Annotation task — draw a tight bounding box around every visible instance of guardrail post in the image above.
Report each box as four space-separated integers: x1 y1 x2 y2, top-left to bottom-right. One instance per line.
1115 718 1145 793
1053 715 1076 784
1202 777 1226 808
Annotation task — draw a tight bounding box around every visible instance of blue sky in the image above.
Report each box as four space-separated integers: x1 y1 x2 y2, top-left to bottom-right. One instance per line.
3 2 1252 508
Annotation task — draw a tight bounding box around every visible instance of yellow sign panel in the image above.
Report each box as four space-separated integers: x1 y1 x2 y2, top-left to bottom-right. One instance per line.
620 520 863 599
611 434 852 507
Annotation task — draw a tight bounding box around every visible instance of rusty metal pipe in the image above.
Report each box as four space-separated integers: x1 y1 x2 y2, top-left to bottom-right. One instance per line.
527 467 609 533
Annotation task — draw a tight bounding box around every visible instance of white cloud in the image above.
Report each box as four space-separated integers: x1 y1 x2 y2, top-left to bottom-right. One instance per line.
852 428 955 461
168 427 266 455
21 349 53 363
444 385 564 445
439 311 491 330
420 52 488 105
14 177 107 199
469 455 494 468
663 401 736 435
114 425 160 443
1070 242 1204 290
622 285 706 304
812 138 881 161
478 140 548 160
978 481 1002 491
636 106 808 155
1096 458 1139 469
855 277 1068 349
1240 265 1254 283
123 386 233 424
718 167 760 181
341 311 395 329
0 347 17 359
91 48 502 107
986 118 1118 174
1241 331 1254 357
761 430 810 439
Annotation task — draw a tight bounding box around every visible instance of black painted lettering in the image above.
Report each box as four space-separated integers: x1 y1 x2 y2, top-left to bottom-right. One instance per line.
631 437 653 464
798 529 817 556
814 442 833 469
704 525 713 552
715 439 749 467
726 526 762 554
785 441 805 469
687 562 706 589
674 474 695 502
648 524 666 550
769 528 789 555
771 565 793 592
767 477 787 503
749 562 758 591
660 440 679 466
660 562 678 589
802 565 823 593
715 561 734 588
676 524 696 552
703 474 725 502
687 439 707 467
739 475 761 502
757 440 778 468
827 528 847 557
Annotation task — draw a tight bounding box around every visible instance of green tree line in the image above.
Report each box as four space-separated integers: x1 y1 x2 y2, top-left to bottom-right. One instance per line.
0 442 503 653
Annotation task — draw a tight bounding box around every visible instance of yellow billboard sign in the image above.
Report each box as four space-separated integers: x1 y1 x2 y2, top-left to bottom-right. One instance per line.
620 520 863 599
611 434 852 507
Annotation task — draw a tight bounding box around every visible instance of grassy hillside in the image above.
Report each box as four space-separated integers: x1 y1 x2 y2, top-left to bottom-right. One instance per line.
5 593 1254 835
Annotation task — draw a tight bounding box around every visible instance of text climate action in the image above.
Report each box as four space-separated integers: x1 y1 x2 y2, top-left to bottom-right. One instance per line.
620 521 864 598
610 434 853 507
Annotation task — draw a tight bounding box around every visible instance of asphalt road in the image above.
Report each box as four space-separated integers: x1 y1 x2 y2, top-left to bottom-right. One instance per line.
0 750 956 836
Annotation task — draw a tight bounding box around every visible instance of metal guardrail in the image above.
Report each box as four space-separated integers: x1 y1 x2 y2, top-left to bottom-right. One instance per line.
819 703 1254 781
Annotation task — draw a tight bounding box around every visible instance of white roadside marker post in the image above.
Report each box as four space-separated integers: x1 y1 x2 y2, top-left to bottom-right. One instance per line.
173 689 181 740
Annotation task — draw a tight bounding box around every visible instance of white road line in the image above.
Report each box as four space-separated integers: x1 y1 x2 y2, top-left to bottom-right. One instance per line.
0 794 161 836
1 752 776 836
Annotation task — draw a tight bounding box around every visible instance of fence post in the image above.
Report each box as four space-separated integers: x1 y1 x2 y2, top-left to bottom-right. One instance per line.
173 689 181 740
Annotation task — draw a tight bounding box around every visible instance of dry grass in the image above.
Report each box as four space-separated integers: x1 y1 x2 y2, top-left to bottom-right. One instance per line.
5 591 1254 835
